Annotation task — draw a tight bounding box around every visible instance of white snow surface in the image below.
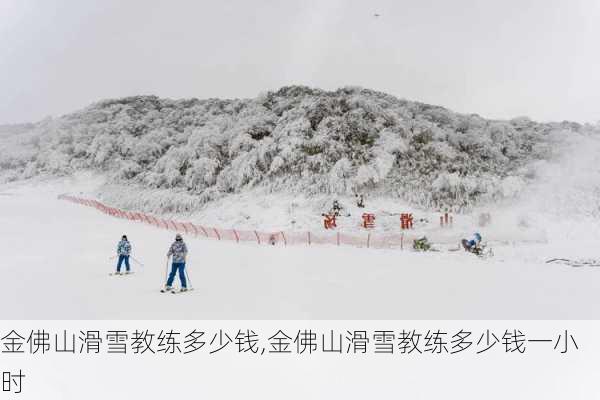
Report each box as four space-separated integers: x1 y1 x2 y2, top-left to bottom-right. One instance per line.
1 129 600 319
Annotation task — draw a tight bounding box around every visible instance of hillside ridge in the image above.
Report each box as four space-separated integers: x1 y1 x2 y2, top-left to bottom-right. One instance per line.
1 85 597 211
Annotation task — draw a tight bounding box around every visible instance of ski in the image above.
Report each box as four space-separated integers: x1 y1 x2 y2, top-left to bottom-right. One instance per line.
172 288 194 294
109 272 135 276
546 258 600 267
161 288 194 294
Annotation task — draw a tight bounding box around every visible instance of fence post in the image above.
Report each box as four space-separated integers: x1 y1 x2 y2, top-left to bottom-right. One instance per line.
254 231 260 244
401 233 404 250
280 231 286 246
233 229 240 243
199 226 209 237
367 233 371 248
337 232 340 246
213 228 221 240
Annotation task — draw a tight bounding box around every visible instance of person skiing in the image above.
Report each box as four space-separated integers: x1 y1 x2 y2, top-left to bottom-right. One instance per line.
164 233 188 292
115 235 132 274
461 232 482 254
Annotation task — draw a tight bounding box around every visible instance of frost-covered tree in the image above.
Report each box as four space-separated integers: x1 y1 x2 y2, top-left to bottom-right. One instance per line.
2 86 597 212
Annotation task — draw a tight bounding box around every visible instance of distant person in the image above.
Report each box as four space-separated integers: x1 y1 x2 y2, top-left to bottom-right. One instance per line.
165 233 188 292
461 233 482 254
332 199 343 216
356 194 365 208
115 235 132 274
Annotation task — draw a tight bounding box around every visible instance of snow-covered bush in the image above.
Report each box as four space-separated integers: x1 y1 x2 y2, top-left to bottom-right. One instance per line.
2 87 597 212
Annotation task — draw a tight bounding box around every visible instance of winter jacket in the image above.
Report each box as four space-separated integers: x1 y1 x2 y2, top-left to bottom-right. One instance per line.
117 240 131 256
466 235 481 248
167 241 188 263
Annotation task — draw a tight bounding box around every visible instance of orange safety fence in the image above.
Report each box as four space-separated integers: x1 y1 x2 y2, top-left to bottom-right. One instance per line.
57 194 407 250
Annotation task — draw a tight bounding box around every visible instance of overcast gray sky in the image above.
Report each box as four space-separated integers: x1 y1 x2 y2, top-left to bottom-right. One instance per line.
1 0 599 124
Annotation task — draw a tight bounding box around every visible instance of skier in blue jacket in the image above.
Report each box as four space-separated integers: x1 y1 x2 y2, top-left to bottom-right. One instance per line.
115 235 132 274
461 233 482 254
165 233 188 292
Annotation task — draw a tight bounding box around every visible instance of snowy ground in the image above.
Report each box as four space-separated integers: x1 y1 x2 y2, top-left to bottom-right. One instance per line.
1 169 599 319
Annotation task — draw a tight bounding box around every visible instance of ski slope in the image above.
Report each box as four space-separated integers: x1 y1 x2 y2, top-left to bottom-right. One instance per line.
1 171 599 319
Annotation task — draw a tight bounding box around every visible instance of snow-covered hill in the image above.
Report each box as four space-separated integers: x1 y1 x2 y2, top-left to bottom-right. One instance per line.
2 86 598 215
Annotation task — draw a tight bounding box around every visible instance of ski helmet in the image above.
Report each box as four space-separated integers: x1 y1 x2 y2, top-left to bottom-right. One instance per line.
175 233 182 240
474 233 482 241
122 235 128 240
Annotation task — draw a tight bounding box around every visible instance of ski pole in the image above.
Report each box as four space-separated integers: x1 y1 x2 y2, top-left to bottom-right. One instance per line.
164 257 170 285
131 256 144 267
184 266 193 290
